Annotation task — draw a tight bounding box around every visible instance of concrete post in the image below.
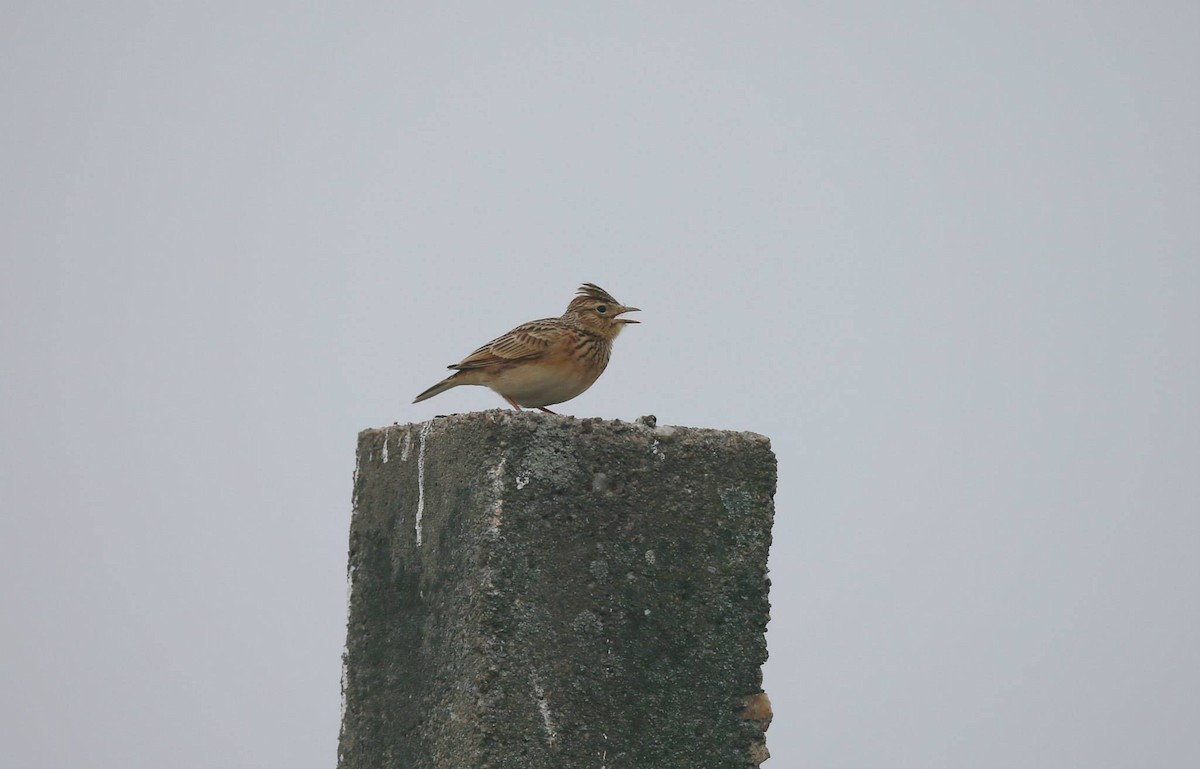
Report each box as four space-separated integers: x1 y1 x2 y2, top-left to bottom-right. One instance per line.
339 411 776 769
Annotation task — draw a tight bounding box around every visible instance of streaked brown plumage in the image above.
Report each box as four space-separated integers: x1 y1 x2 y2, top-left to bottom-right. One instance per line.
413 283 640 414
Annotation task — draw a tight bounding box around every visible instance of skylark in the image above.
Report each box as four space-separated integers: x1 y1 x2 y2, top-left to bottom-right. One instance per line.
413 283 640 413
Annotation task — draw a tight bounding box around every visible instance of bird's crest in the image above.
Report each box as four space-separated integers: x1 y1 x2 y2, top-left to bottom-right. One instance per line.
576 283 619 305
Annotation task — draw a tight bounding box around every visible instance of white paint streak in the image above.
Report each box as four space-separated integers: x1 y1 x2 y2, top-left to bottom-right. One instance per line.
516 472 531 489
650 439 665 461
351 451 361 513
339 656 349 732
339 561 357 727
400 429 412 462
531 673 558 747
416 420 433 546
489 457 506 533
381 428 390 463
346 438 364 728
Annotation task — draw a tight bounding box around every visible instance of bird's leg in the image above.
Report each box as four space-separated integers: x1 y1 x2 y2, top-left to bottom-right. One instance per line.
537 406 558 415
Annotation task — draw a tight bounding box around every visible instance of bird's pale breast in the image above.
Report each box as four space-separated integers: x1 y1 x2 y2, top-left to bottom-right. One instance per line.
487 337 609 407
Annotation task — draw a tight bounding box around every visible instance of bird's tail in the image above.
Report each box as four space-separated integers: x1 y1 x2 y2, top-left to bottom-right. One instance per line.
412 374 460 404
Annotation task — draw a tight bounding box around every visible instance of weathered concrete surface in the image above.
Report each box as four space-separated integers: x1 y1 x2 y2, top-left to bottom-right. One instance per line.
339 411 776 769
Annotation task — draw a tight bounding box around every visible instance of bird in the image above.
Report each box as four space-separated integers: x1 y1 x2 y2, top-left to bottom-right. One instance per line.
413 283 640 414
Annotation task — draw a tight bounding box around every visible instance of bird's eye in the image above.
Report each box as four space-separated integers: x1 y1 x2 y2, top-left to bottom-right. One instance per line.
596 305 608 313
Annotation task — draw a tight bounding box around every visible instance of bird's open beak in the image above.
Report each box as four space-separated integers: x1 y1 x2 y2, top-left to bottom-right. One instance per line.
617 306 641 324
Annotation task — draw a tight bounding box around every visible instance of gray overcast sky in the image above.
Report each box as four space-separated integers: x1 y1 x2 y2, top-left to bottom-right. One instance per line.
2 2 1197 767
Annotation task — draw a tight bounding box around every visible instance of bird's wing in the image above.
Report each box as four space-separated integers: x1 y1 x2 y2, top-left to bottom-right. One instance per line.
449 318 562 370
